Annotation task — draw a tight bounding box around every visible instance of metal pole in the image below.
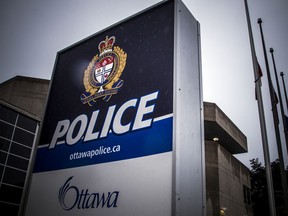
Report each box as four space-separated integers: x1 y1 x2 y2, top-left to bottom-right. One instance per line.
270 48 288 154
257 18 277 216
269 48 288 216
280 72 288 112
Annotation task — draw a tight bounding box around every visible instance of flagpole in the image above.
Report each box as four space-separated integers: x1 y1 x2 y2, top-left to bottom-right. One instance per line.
244 1 276 215
270 48 288 154
257 18 281 215
269 48 288 216
280 72 288 112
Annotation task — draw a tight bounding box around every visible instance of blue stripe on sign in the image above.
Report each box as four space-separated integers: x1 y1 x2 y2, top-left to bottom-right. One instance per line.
33 116 173 173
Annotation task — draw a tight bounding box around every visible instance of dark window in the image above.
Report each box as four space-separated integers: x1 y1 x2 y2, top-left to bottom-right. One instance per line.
0 121 14 139
13 128 34 147
3 167 26 187
10 143 31 159
0 137 10 151
243 185 251 205
0 164 4 179
0 151 7 164
17 114 37 133
7 155 28 171
0 105 17 124
0 202 19 216
0 184 23 204
0 105 35 216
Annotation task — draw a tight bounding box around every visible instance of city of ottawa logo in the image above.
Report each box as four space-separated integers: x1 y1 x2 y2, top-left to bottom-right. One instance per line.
58 176 119 210
81 36 127 106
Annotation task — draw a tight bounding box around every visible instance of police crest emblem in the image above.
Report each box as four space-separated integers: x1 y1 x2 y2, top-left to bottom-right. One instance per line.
81 36 127 106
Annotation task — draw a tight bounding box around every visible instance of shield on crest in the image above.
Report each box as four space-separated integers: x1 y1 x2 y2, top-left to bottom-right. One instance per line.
94 56 114 84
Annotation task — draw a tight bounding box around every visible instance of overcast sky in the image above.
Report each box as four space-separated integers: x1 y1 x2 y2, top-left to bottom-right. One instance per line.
0 0 288 168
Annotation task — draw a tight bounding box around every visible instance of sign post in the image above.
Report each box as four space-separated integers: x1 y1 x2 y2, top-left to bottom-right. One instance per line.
24 1 205 215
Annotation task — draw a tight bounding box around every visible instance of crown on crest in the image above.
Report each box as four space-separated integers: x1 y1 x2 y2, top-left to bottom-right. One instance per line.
98 36 115 54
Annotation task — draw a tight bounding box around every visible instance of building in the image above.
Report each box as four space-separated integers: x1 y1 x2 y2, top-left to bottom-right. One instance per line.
0 76 253 216
204 102 253 216
0 76 49 215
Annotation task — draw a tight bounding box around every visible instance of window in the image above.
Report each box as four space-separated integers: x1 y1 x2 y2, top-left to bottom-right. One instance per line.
0 105 17 124
243 185 251 205
0 104 38 216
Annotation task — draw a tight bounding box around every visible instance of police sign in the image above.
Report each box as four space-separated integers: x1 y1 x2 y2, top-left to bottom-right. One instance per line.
24 1 205 215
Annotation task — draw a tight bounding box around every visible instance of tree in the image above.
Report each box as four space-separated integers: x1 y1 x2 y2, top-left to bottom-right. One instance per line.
250 158 288 216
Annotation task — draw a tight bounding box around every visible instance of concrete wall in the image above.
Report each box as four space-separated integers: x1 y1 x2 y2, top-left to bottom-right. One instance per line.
0 76 49 120
205 141 220 216
204 102 247 154
205 141 253 216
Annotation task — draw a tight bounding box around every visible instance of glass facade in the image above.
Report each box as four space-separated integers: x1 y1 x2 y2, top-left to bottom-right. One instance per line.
0 104 38 215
